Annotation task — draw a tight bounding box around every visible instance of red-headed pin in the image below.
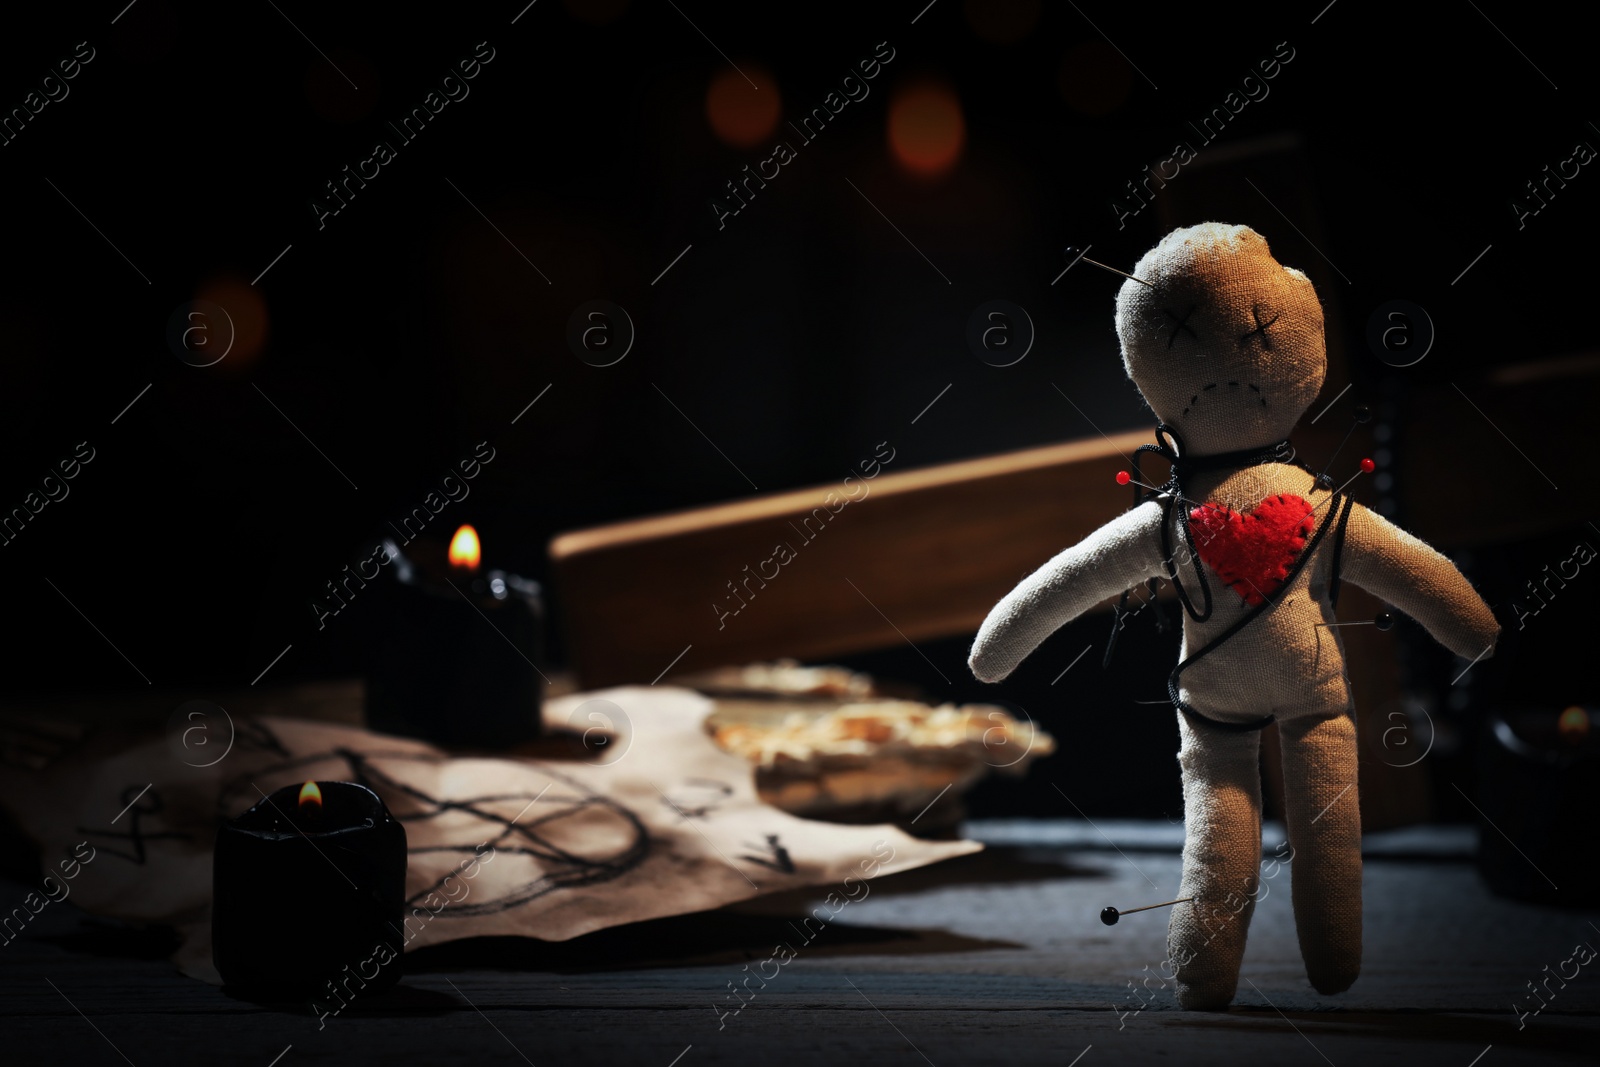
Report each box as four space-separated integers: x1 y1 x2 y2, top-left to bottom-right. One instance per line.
1331 458 1375 496
1316 458 1377 511
1115 470 1166 494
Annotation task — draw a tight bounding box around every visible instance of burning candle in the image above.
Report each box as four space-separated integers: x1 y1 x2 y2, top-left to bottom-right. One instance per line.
449 523 481 571
362 524 546 748
1558 705 1590 746
212 780 407 997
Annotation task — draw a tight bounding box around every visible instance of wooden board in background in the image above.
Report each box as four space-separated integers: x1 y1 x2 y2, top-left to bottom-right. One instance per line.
549 430 1151 689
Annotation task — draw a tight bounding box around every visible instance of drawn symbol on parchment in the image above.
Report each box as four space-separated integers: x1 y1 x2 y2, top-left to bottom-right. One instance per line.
217 725 649 917
739 833 795 874
77 785 192 865
658 777 734 820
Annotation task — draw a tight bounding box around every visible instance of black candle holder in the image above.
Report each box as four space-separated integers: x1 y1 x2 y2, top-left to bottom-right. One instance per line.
213 781 407 997
1473 706 1599 907
363 535 545 748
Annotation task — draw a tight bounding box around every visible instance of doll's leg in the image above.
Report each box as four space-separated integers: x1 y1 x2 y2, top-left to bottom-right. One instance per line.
1277 707 1362 994
1168 714 1262 1010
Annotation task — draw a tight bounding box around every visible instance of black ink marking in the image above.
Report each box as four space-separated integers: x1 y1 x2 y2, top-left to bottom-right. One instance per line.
659 778 735 820
234 719 291 759
217 721 650 918
656 780 736 825
739 834 796 874
77 785 190 864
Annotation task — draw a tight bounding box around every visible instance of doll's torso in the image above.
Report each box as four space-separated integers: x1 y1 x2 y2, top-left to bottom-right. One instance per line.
1163 461 1353 722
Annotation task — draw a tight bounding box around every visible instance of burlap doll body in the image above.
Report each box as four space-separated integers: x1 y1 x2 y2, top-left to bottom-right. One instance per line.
968 223 1499 1009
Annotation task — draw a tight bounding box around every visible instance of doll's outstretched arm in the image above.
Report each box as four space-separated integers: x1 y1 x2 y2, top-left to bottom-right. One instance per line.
1340 503 1499 659
969 499 1167 683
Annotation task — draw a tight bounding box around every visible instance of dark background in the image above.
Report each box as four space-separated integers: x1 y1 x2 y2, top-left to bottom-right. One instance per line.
2 0 1592 815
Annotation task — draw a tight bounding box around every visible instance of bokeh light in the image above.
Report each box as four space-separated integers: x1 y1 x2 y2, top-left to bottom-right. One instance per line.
1058 40 1133 117
705 65 780 148
964 0 1041 44
887 80 966 180
194 275 268 372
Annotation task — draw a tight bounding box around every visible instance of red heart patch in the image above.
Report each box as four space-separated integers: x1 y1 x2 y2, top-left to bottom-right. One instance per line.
1188 494 1314 605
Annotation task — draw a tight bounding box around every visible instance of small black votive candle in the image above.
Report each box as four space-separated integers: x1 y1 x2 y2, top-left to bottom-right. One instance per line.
362 524 545 748
213 780 407 997
1474 705 1600 907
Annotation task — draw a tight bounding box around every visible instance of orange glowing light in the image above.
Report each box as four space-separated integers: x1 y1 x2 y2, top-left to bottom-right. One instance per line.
1558 706 1589 743
705 65 780 148
298 781 322 809
887 81 965 180
449 524 482 571
191 276 269 373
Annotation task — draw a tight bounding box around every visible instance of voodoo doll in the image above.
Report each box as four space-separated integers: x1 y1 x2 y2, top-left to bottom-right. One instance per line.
968 223 1499 1009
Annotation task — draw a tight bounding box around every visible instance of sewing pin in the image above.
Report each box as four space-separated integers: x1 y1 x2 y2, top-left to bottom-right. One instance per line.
1316 611 1395 630
1316 404 1372 486
1313 458 1375 511
1332 457 1376 496
1115 471 1224 514
1115 470 1163 493
1101 897 1195 925
1064 246 1155 288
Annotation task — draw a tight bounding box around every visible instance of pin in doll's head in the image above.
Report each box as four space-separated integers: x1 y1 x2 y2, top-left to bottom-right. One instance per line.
1114 223 1326 457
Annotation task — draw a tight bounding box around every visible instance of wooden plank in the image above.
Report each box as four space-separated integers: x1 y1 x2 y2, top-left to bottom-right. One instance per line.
549 431 1151 688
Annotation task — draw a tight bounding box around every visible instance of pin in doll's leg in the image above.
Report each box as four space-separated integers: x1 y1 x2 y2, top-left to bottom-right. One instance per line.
1278 707 1362 995
1168 714 1263 1010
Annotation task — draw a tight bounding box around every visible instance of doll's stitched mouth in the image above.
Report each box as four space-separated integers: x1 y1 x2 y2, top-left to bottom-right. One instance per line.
1181 381 1267 416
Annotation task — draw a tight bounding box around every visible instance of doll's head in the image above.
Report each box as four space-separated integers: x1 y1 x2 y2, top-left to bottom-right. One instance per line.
1114 223 1325 456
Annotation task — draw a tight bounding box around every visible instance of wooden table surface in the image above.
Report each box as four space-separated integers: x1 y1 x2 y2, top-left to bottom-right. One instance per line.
5 818 1597 1066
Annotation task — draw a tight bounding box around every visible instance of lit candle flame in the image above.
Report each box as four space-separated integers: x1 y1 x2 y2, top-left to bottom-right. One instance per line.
449 524 481 571
1558 706 1589 743
298 781 323 809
